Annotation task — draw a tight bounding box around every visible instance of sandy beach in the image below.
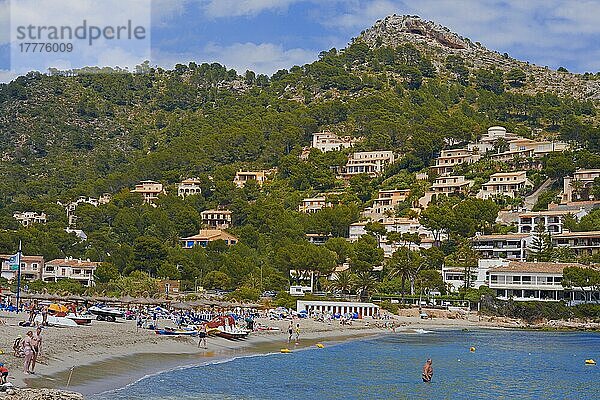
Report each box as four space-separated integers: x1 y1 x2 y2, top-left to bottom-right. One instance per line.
2 307 593 397
0 309 489 394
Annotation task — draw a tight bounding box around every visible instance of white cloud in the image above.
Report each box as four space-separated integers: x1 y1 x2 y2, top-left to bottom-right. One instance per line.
0 69 18 83
200 0 299 18
153 42 316 75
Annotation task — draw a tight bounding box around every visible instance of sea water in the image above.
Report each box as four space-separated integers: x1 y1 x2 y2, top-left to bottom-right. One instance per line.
91 329 600 399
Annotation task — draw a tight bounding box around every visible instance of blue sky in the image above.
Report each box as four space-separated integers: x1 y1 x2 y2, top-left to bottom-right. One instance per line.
2 0 600 82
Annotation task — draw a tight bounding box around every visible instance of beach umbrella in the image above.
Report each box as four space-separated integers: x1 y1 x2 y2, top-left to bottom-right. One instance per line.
48 303 68 314
67 295 86 302
119 295 136 304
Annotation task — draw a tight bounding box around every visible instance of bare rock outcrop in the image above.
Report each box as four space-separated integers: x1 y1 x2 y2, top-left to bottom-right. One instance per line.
0 388 84 400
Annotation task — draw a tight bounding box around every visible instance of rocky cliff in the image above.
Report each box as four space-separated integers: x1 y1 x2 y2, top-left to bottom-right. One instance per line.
358 15 600 100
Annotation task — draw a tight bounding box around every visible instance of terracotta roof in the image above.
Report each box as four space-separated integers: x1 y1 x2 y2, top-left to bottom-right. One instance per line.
489 261 586 274
0 254 44 262
473 233 529 240
46 258 99 267
181 229 238 242
519 210 574 217
553 231 600 238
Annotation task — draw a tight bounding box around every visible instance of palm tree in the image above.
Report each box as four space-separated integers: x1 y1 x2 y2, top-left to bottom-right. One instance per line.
331 269 353 295
351 271 379 301
386 247 413 302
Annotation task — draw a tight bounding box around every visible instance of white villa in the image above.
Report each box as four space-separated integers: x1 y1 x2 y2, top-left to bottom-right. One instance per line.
472 233 531 260
42 258 99 287
311 131 360 152
178 178 202 198
13 212 47 227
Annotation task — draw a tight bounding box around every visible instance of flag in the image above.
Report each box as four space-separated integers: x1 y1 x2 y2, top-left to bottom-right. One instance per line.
9 254 19 271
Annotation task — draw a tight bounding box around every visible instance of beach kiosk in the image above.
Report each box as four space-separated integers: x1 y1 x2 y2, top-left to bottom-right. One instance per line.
296 300 379 318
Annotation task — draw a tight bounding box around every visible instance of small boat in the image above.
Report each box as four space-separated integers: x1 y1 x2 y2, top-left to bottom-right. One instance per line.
34 314 78 328
215 326 249 340
88 305 124 322
280 348 292 353
585 359 596 365
66 313 93 325
155 327 198 336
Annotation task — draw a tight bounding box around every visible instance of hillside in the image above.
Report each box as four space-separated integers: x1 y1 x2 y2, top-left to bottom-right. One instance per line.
0 15 599 298
359 15 600 100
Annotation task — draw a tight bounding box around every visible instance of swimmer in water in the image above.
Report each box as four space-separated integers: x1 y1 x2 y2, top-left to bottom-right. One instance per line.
422 358 433 383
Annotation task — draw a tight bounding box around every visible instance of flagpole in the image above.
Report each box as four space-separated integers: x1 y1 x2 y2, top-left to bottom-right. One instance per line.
16 240 22 313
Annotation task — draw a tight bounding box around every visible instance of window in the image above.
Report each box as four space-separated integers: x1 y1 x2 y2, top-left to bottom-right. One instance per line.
511 276 521 283
522 276 532 283
32 263 38 270
490 275 498 283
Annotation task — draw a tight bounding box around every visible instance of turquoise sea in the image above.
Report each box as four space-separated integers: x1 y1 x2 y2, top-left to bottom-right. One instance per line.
91 330 600 400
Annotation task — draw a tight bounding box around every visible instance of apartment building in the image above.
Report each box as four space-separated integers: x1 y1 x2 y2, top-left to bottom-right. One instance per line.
180 229 238 248
200 209 232 228
477 171 533 199
131 180 164 204
341 151 395 178
553 231 600 257
487 261 584 302
562 169 600 203
13 212 47 226
42 258 99 287
0 255 44 281
178 178 202 198
472 233 531 260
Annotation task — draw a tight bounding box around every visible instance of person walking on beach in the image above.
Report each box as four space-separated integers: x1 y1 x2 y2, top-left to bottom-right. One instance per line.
287 322 293 343
31 326 43 373
294 323 300 342
0 363 8 384
422 358 433 383
21 331 35 374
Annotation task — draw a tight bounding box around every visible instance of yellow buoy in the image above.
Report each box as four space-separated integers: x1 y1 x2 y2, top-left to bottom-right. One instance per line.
280 348 292 353
470 347 476 352
585 359 596 365
316 343 325 349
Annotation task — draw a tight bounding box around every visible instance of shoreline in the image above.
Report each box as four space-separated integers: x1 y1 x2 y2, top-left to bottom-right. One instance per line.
2 309 599 398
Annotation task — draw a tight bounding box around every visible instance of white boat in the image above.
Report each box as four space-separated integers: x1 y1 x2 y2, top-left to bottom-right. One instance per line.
88 305 124 322
34 314 78 327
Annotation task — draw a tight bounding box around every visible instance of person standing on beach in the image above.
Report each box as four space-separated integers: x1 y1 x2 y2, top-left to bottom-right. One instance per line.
198 323 208 349
422 358 433 383
287 322 293 343
295 323 300 342
31 326 43 373
21 331 35 374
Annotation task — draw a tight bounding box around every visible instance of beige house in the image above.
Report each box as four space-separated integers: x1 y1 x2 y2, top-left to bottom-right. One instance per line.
178 178 202 198
0 255 44 281
180 229 239 248
362 189 410 219
233 170 273 188
42 258 99 287
299 197 332 213
341 151 395 178
562 169 600 203
430 149 480 176
201 209 232 228
477 171 533 199
13 212 47 226
131 180 164 204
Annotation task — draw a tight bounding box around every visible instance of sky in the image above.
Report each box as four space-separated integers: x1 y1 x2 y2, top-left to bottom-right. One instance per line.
2 0 600 83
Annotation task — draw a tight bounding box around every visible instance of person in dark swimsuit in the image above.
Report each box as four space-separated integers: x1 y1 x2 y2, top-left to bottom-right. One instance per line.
422 358 433 382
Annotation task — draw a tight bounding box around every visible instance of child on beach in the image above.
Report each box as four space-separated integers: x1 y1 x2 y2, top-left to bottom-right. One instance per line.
0 363 8 384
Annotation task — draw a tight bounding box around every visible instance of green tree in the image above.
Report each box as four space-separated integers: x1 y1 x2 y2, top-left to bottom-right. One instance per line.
562 266 600 303
94 262 120 283
203 270 232 290
505 68 526 88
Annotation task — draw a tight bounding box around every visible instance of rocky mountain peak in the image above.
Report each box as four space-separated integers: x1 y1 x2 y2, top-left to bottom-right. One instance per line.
360 14 476 51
